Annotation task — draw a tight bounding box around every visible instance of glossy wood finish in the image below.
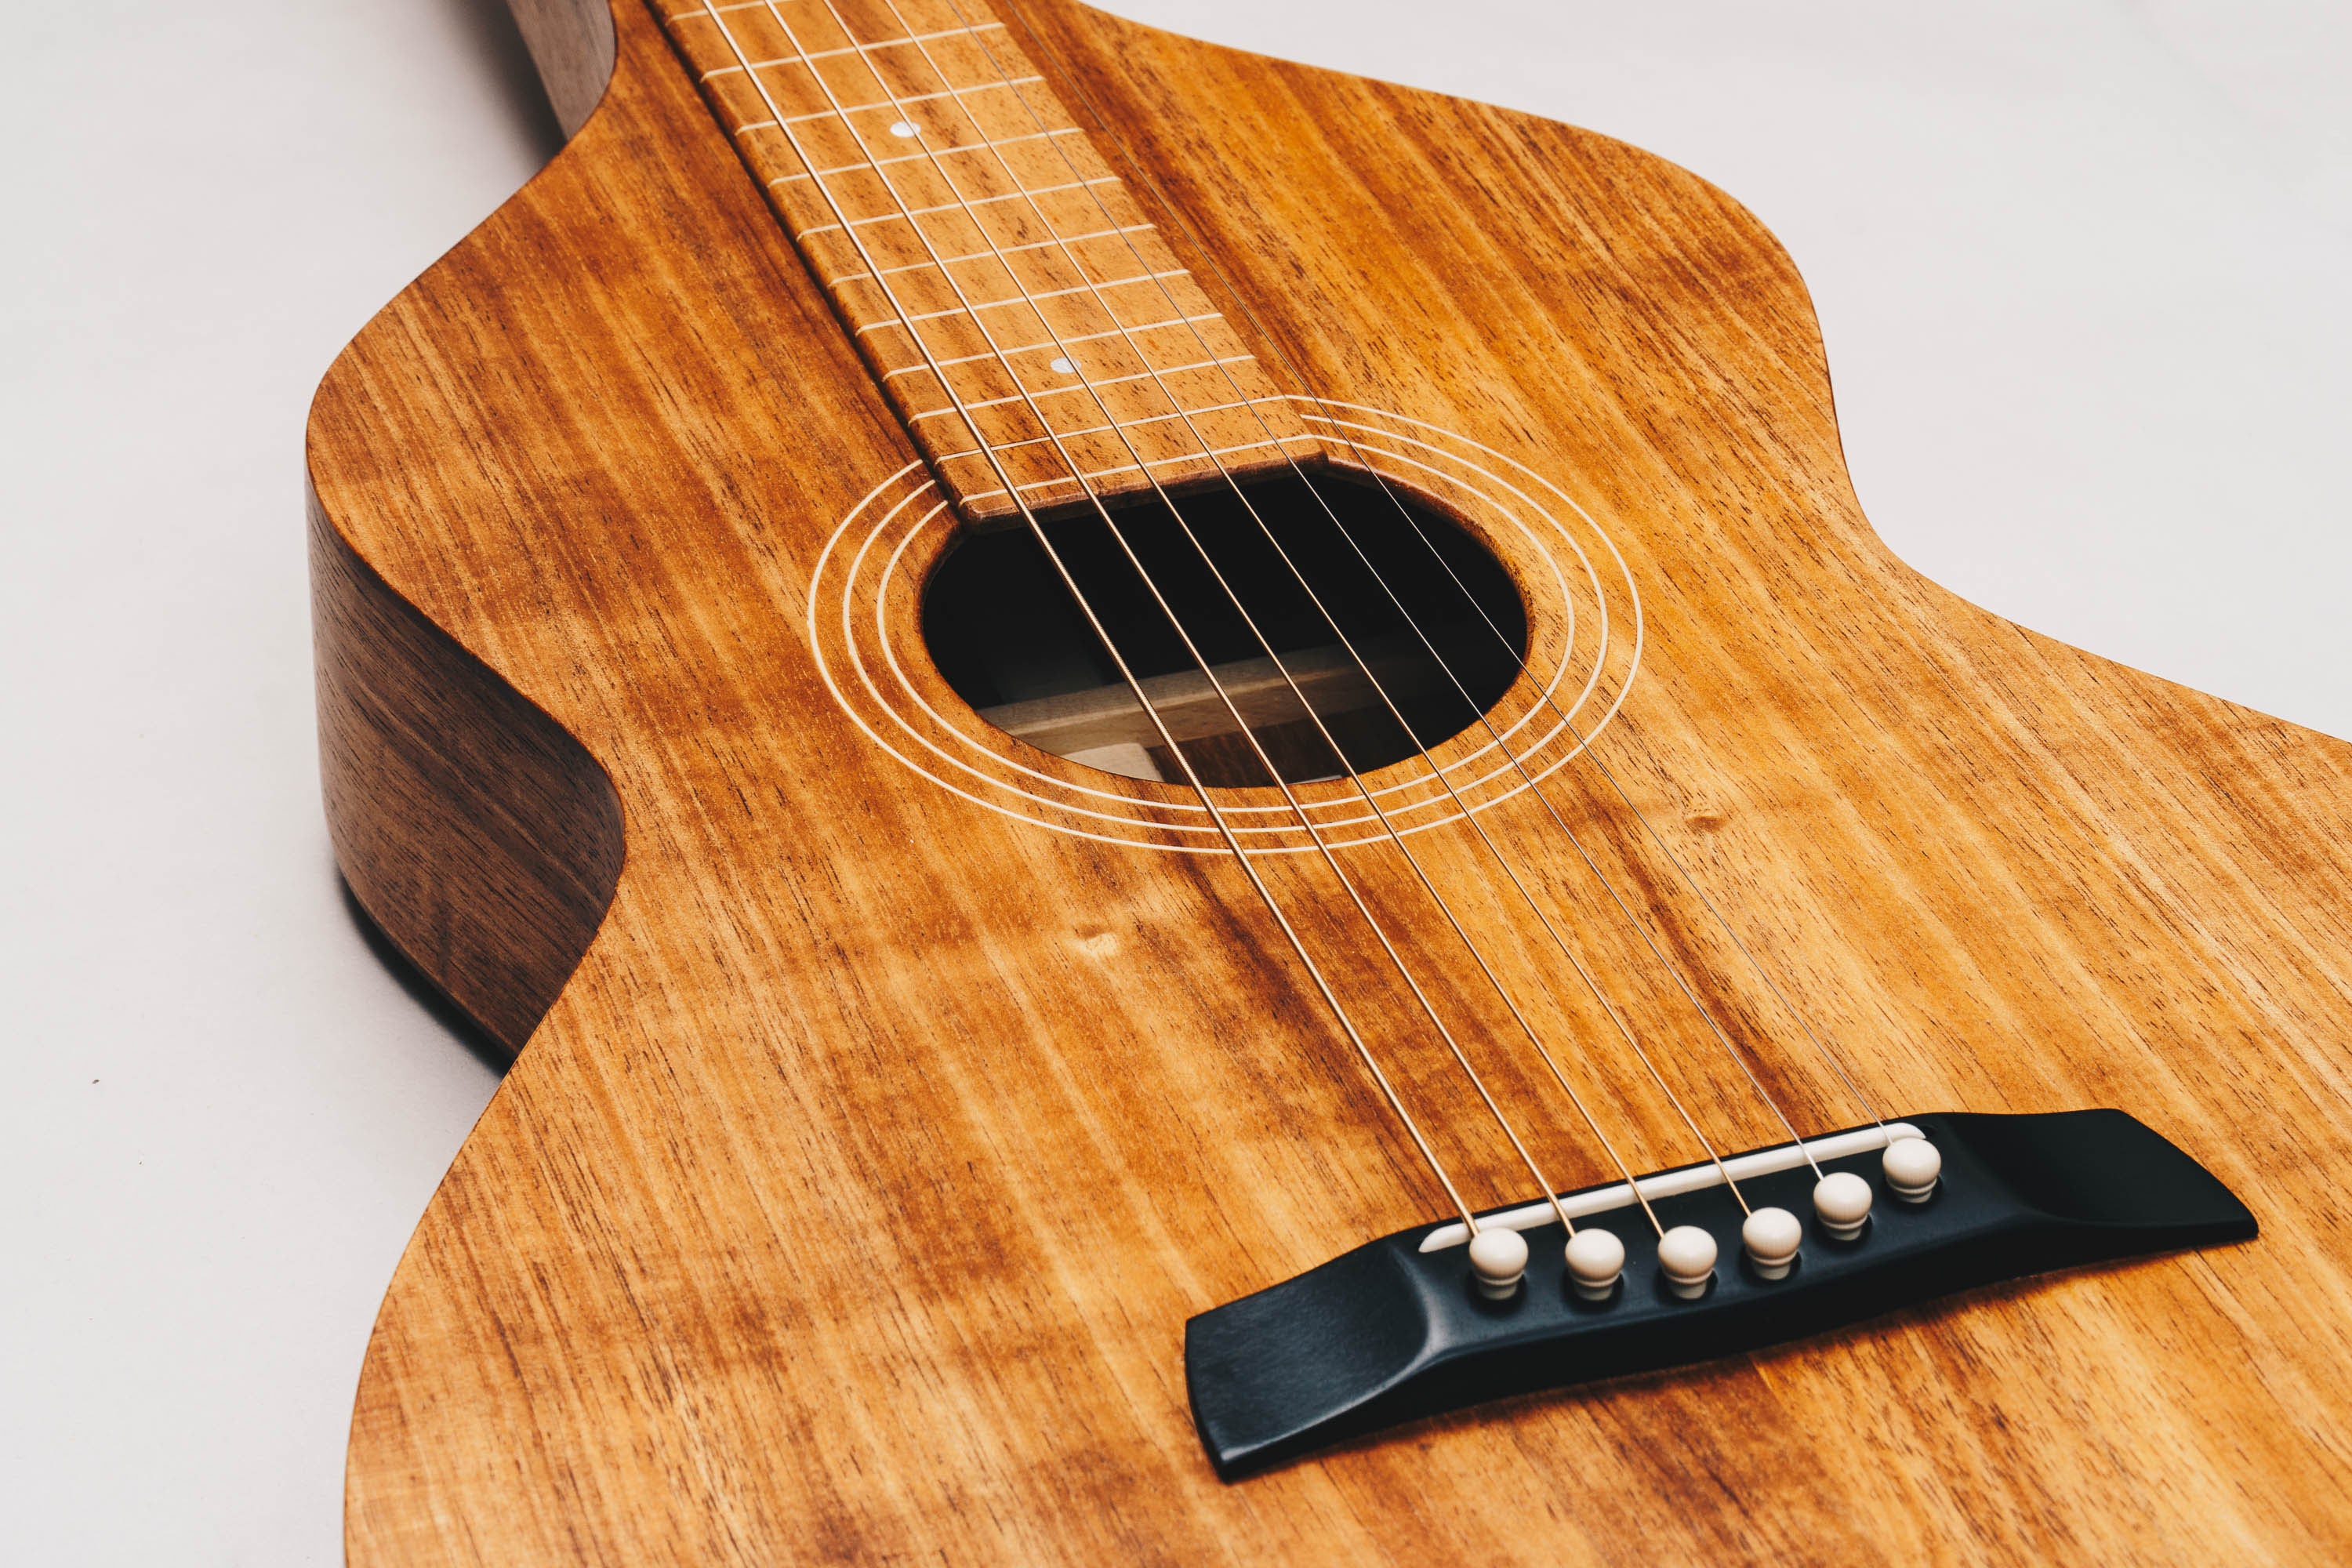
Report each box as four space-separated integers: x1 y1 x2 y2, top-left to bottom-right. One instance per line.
311 1 2352 1560
652 0 1320 522
311 487 624 1056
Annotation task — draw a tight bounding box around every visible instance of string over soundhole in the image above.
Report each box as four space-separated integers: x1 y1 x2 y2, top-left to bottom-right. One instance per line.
924 470 1525 786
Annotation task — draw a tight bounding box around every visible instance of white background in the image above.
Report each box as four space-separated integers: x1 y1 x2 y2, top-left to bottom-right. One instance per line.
2 2 2345 1561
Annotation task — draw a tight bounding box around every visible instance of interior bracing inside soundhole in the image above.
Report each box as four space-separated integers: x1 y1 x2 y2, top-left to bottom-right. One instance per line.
923 466 1526 786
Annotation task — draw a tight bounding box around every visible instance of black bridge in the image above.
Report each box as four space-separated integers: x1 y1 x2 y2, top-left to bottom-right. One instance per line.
1185 1109 2254 1479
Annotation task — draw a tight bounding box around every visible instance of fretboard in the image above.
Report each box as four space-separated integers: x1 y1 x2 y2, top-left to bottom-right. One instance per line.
652 0 1323 523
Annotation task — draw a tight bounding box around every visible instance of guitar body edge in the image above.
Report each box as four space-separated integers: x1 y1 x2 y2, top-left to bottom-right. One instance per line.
310 478 624 1058
313 2 2352 1562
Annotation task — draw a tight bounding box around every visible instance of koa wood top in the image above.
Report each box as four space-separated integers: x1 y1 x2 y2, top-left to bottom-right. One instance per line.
309 0 2352 1560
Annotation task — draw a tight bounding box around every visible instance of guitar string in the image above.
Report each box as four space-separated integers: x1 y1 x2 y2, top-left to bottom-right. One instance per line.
955 42 1816 1194
941 0 1788 1202
1305 417 1891 1142
772 0 1595 1240
703 0 1519 1234
982 0 1883 1166
877 0 1675 1233
995 9 1889 1140
930 0 1803 1210
848 0 1657 1234
717 0 1849 1231
690 0 1478 1228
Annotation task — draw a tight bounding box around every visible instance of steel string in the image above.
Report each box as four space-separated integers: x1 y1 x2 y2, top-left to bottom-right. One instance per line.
782 0 1597 1236
988 24 1891 1142
706 0 1512 1232
891 0 1693 1231
943 0 1797 1208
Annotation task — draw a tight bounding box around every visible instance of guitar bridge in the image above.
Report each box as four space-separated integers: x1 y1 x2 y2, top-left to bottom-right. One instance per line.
1185 1109 2253 1478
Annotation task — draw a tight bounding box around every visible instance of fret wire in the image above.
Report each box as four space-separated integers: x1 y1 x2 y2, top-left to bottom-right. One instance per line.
693 11 1280 477
714 71 1040 111
790 173 1120 237
975 0 1843 1192
874 312 1224 379
816 223 1154 286
701 13 1279 481
901 0 1681 1231
690 0 1485 1229
927 401 1288 462
676 0 1665 1240
838 0 1579 1232
682 18 1004 67
853 268 1188 336
902 354 1254 419
793 4 1011 85
767 126 1084 183
797 74 1043 118
943 434 1323 504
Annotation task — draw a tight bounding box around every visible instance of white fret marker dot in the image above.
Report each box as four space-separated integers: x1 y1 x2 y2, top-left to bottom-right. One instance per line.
888 121 918 139
1049 358 1077 375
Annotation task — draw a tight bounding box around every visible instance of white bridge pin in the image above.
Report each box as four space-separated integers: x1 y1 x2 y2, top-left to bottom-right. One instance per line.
1468 1225 1529 1299
1813 1170 1875 1240
1883 1134 1943 1202
1741 1206 1802 1279
1564 1227 1625 1301
1657 1225 1717 1300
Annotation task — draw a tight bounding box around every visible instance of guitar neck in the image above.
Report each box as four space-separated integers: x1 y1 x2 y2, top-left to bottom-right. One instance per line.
655 0 1323 523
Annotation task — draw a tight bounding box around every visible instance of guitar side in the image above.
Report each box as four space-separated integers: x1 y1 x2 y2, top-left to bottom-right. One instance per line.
313 2 2352 1562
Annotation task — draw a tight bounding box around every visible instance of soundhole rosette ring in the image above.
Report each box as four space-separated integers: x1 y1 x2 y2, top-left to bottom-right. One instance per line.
808 402 1643 853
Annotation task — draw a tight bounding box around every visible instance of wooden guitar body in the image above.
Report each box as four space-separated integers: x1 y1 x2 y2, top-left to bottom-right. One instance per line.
310 1 2352 1560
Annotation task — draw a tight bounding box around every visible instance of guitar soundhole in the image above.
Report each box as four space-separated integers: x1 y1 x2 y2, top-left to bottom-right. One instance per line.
921 470 1527 788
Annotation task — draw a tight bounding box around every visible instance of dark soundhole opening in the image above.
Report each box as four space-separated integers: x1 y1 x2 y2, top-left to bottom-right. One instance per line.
921 470 1527 789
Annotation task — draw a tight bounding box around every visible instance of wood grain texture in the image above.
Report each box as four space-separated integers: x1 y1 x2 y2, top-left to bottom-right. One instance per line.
310 485 624 1055
648 0 1323 522
310 0 2352 1560
507 0 617 137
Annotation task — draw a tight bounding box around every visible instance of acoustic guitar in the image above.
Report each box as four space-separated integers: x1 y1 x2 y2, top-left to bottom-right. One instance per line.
308 0 2352 1559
